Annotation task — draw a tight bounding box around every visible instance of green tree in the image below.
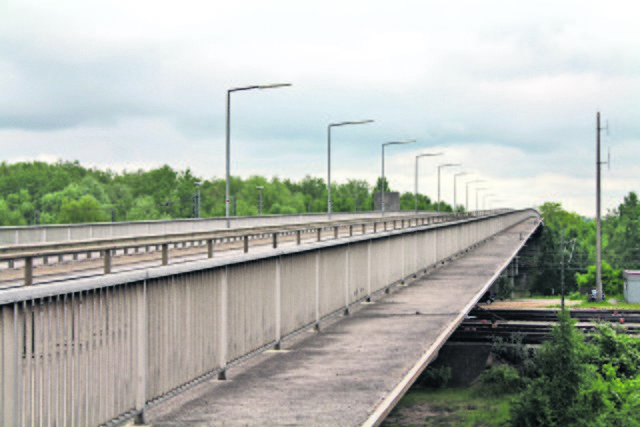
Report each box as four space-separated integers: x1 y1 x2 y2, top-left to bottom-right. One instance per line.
575 261 624 296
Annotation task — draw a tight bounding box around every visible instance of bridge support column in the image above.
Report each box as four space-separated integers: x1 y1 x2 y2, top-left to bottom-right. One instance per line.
317 228 321 241
349 225 353 237
244 235 249 253
366 240 372 302
87 251 92 259
162 243 169 265
24 256 33 286
373 222 377 233
272 233 278 248
207 239 214 258
334 226 339 239
401 219 405 229
296 230 301 245
103 249 112 274
362 224 366 234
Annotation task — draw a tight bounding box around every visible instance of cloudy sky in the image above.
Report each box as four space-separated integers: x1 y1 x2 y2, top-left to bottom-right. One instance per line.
1 0 639 216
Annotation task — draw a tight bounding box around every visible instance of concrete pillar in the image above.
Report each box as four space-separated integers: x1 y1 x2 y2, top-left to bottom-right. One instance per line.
124 248 129 255
296 230 301 245
272 233 278 248
162 243 169 265
374 222 377 233
349 225 353 237
43 255 49 265
317 228 322 241
104 249 112 274
25 256 33 286
244 235 249 253
58 254 64 263
362 224 366 234
401 219 405 229
334 226 339 239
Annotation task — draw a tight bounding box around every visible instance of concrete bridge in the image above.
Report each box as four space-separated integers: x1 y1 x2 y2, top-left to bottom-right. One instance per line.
0 209 540 426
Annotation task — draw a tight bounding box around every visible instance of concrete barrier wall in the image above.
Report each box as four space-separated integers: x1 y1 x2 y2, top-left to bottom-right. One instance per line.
0 209 539 426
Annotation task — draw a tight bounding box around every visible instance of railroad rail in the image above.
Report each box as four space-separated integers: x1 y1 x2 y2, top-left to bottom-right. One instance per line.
451 307 640 344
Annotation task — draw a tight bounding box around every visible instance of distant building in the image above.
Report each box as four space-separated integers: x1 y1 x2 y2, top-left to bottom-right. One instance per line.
623 271 640 303
373 192 400 212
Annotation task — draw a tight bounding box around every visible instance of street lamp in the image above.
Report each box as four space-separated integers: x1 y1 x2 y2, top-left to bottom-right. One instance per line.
453 172 468 211
225 83 292 228
465 179 485 212
415 153 443 211
256 186 264 215
475 187 488 212
437 163 461 211
381 139 416 214
327 119 374 217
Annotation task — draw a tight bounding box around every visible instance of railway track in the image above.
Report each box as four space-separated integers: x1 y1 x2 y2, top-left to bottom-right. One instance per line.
450 307 640 344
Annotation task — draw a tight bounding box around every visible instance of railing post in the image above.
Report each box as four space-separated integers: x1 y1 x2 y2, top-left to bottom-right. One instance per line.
362 224 366 234
218 268 229 380
244 235 249 253
344 245 350 315
366 240 372 302
349 225 353 237
162 244 169 265
315 251 320 331
275 257 282 350
103 249 112 274
317 228 321 242
272 233 278 249
134 280 148 425
1 305 18 426
207 239 214 258
296 230 301 245
374 223 377 233
25 256 33 286
334 226 338 239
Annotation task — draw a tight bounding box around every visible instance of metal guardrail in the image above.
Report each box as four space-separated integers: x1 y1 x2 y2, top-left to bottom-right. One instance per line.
0 211 443 246
0 209 538 426
0 211 507 286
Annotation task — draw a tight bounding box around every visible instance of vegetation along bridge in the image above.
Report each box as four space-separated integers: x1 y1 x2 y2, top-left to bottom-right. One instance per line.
0 209 540 426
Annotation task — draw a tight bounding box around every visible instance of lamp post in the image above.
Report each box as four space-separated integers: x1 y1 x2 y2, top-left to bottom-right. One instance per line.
453 172 467 212
465 179 485 212
256 186 264 215
475 187 488 212
437 163 461 211
381 139 416 214
327 120 374 217
415 153 443 211
225 83 292 228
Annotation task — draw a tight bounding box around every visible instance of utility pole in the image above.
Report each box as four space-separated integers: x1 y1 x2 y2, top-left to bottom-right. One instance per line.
560 230 565 312
596 112 606 301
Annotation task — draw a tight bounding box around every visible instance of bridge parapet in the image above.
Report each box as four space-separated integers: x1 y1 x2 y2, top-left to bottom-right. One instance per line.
0 209 540 426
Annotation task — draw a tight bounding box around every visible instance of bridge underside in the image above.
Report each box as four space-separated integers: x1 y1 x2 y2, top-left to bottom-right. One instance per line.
146 219 539 427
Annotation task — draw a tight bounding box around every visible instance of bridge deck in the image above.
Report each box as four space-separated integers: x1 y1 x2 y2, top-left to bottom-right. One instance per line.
145 219 538 427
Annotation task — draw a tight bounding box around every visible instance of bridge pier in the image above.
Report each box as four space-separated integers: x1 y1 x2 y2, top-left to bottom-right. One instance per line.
103 249 112 274
162 243 169 265
207 239 214 258
244 235 249 253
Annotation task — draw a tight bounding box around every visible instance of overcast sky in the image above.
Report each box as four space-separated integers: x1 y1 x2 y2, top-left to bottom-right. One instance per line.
1 0 639 216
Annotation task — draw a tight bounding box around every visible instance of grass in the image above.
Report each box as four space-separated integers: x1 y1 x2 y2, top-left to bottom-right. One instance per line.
382 385 515 427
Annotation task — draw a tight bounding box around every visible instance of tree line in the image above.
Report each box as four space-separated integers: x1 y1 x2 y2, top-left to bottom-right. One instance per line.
0 161 453 226
527 193 640 297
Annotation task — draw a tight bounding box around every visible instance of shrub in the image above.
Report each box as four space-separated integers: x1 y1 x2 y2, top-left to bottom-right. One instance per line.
418 365 452 388
480 365 523 394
